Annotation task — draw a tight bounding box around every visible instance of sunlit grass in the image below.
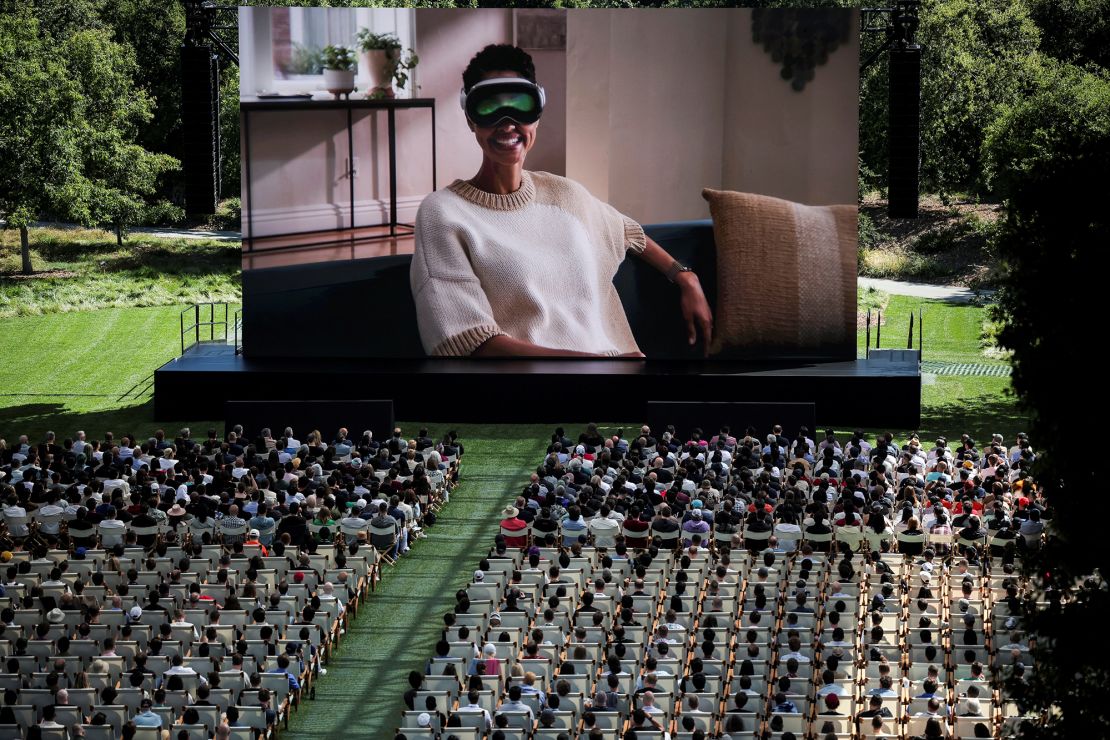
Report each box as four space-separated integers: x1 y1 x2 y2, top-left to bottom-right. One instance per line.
0 227 241 318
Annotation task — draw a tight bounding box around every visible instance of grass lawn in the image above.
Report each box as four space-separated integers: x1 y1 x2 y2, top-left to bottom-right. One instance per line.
851 293 1027 443
0 304 234 441
0 226 240 318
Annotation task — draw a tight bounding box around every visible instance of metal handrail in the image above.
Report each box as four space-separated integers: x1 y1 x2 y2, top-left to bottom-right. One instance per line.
179 302 230 355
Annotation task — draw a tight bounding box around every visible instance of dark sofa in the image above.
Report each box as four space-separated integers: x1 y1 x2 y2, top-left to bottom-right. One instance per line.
242 220 718 359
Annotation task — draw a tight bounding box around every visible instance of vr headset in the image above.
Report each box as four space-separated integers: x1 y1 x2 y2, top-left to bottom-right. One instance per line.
459 77 546 127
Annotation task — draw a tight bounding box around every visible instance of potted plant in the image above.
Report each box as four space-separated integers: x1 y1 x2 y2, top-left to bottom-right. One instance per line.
355 29 419 98
321 45 357 97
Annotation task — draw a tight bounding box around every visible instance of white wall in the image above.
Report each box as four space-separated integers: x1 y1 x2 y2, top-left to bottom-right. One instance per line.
567 8 859 224
721 10 860 206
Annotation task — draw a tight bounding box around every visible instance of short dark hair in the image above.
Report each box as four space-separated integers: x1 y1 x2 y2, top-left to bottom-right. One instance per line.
462 44 536 93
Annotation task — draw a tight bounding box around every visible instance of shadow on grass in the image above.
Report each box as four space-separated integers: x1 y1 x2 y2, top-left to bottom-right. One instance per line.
33 240 240 278
824 389 1029 444
0 399 223 442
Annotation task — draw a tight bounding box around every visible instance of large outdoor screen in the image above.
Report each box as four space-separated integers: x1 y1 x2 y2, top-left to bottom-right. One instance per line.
239 7 860 361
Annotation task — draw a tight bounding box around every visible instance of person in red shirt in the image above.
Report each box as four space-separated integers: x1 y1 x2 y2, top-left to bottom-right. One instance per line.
244 528 269 557
622 505 651 549
499 505 528 548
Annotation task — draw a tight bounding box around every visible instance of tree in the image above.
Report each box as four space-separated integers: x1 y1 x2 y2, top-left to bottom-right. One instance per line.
59 28 180 244
100 0 187 190
860 0 1045 198
0 11 83 273
985 60 1110 738
0 8 180 270
1026 0 1110 70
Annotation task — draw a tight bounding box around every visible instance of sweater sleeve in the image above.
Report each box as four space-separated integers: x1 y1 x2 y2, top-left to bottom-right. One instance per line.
410 198 507 356
581 183 646 258
622 214 647 255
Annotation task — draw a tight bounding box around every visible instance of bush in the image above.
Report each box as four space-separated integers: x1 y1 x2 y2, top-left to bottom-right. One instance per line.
986 60 1110 738
1026 0 1110 69
142 201 186 227
857 210 880 252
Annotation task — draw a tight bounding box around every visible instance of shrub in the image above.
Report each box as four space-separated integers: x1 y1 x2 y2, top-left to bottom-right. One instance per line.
985 59 1110 740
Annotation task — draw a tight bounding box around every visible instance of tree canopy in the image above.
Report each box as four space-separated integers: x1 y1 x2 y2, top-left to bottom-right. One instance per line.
0 5 179 269
986 58 1110 740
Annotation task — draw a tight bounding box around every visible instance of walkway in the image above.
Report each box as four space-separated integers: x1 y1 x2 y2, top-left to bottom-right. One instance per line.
859 276 994 303
282 423 550 738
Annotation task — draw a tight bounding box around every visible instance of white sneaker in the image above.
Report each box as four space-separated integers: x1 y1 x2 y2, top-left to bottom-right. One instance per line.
319 667 327 675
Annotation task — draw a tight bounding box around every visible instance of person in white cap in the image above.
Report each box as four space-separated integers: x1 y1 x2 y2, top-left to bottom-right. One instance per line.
244 528 268 556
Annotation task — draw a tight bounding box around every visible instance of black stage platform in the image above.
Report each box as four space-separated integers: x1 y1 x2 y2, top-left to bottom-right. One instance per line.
154 344 921 427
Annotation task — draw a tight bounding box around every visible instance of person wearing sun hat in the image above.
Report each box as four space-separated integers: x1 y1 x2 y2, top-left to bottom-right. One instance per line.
167 501 188 522
499 504 527 549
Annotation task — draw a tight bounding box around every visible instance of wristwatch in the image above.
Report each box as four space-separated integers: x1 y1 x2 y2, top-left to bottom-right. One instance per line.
665 259 695 283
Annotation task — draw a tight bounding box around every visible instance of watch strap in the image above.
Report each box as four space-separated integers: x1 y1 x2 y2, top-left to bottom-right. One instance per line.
665 259 693 283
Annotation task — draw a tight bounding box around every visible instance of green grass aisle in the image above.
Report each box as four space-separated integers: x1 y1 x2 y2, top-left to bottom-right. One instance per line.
282 423 552 739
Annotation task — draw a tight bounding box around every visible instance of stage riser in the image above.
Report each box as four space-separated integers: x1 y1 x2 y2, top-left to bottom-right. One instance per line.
155 350 920 427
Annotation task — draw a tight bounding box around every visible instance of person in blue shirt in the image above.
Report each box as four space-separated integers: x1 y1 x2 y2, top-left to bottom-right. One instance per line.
270 654 301 693
560 505 588 546
774 691 799 713
132 698 162 728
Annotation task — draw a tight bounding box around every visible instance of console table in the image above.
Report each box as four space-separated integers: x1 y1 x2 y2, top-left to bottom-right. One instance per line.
240 96 436 253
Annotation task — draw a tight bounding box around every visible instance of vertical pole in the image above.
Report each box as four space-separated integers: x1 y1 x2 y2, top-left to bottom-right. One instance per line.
431 101 437 191
348 104 355 230
244 108 253 252
194 305 200 348
388 105 397 236
908 312 914 349
865 308 871 358
876 311 882 348
181 44 220 216
887 0 921 219
919 306 924 356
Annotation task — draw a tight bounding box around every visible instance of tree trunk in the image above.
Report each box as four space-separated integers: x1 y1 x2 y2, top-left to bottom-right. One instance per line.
115 223 123 247
20 225 32 275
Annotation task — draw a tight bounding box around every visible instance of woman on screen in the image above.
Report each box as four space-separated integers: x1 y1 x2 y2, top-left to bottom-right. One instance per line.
410 44 713 357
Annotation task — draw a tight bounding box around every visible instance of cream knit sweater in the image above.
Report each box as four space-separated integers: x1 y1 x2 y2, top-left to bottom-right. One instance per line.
410 169 647 357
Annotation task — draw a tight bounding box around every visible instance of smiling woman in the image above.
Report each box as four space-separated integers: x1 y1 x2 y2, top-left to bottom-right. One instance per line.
410 43 713 359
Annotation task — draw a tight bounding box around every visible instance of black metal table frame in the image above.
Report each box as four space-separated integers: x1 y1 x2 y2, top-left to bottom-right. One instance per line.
240 96 436 254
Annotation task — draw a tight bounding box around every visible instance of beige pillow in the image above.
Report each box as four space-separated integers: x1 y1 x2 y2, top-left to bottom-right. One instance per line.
701 188 857 357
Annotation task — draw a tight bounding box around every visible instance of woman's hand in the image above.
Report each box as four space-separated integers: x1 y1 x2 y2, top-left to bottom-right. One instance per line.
675 271 714 356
